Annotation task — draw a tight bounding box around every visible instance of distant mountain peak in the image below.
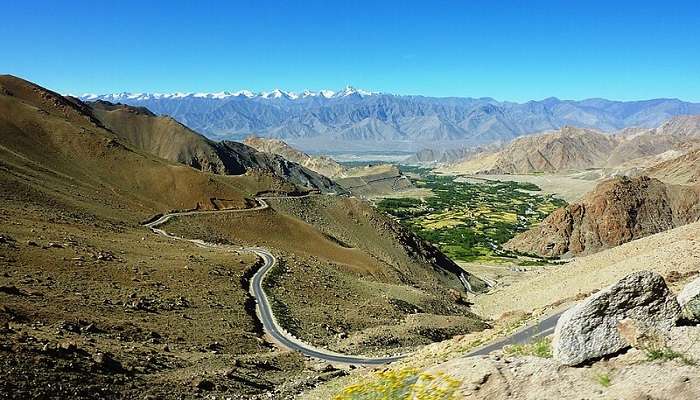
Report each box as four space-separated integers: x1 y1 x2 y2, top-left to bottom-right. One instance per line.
78 86 379 102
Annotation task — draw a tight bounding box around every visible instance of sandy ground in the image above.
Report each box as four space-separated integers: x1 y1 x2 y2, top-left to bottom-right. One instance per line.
473 221 700 319
460 173 599 202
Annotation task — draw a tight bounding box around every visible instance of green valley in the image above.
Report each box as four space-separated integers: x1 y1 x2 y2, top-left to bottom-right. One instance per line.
375 167 567 264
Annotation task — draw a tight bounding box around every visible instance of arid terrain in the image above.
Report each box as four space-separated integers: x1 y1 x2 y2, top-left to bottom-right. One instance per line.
2 76 700 400
6 2 700 399
0 75 489 399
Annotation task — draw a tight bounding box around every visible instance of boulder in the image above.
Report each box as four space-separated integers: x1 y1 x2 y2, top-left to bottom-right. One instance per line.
553 271 681 365
677 276 700 321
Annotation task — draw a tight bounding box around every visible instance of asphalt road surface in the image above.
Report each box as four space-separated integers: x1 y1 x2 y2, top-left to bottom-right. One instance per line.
145 196 565 365
467 310 565 356
145 196 404 366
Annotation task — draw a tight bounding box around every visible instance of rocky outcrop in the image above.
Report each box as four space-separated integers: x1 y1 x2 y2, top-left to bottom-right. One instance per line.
552 271 681 366
504 176 700 257
415 325 700 400
678 276 700 321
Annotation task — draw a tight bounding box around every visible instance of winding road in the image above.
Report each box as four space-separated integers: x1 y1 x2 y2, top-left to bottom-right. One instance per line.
145 196 404 366
144 196 564 366
466 310 565 356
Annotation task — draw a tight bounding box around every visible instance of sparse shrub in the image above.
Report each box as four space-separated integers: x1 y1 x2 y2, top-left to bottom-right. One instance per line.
334 367 461 400
503 336 552 358
644 345 696 365
594 371 612 387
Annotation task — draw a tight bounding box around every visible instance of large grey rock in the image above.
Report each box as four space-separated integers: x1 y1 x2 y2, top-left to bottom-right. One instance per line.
553 271 681 365
678 276 700 321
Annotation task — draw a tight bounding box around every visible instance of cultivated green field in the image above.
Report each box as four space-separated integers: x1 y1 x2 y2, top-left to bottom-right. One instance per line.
376 166 567 264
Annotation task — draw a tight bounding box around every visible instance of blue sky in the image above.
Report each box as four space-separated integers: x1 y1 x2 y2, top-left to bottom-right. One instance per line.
2 0 699 102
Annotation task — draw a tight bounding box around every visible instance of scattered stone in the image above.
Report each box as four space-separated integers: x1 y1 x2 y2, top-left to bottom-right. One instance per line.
0 322 12 334
193 378 215 391
0 286 25 296
321 363 337 372
0 234 15 244
26 240 38 247
677 276 700 321
81 323 101 334
93 352 123 371
59 321 82 334
148 331 161 339
553 271 681 366
126 298 156 312
57 341 79 354
45 242 64 249
95 251 116 261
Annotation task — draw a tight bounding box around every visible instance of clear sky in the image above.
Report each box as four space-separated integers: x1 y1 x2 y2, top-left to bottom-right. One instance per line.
2 0 699 102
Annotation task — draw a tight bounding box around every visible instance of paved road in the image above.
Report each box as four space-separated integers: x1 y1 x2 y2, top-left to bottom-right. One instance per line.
145 196 404 366
145 196 565 365
467 310 565 356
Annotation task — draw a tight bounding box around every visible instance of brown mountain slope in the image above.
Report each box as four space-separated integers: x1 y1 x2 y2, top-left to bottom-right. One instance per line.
442 126 618 174
1 75 488 397
646 148 700 185
487 126 618 173
88 101 340 193
604 131 692 167
243 135 346 177
441 119 700 175
504 176 700 257
653 114 700 137
244 135 415 196
0 74 267 217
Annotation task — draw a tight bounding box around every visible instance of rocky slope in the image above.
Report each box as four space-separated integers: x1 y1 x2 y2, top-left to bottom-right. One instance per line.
646 148 700 185
0 75 263 214
442 121 700 175
243 135 346 177
504 176 700 257
79 92 700 151
304 222 700 399
404 145 502 164
653 114 700 136
88 101 340 193
408 272 700 400
242 136 414 196
1 75 491 398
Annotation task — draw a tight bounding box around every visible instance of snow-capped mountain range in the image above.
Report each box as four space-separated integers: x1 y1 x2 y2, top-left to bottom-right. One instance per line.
79 86 379 102
77 88 700 152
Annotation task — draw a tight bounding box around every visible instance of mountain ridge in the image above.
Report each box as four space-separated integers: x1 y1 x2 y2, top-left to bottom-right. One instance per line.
440 120 700 175
87 100 341 193
77 90 700 151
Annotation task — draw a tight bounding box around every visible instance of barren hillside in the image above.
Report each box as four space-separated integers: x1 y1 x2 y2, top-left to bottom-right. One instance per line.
243 135 346 178
504 176 700 257
89 101 340 193
441 119 700 176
